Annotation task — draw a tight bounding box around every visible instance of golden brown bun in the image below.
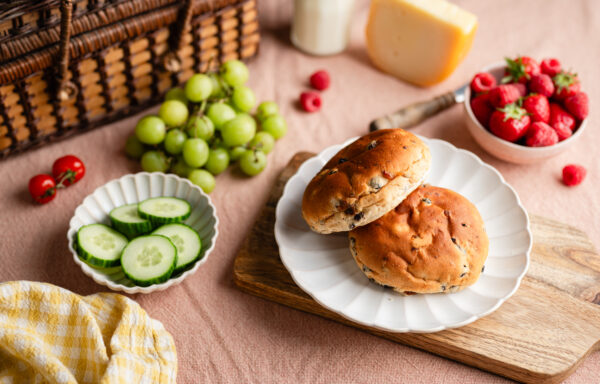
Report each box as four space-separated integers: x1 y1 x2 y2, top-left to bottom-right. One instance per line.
349 185 488 294
301 129 430 234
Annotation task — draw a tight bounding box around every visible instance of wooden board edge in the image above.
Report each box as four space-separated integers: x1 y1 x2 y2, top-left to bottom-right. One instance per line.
233 267 581 384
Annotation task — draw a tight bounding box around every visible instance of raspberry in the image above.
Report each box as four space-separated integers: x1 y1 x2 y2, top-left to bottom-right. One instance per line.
564 92 589 121
525 122 558 147
562 164 586 186
300 91 322 112
552 121 572 141
470 72 496 93
549 103 575 140
541 58 561 77
489 83 526 108
309 70 330 91
528 74 555 97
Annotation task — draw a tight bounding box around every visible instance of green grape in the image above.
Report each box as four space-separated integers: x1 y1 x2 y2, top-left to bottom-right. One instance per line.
186 115 215 141
182 138 209 168
184 74 213 103
261 114 287 140
171 157 195 178
141 150 169 172
239 150 267 176
220 60 249 87
205 148 230 175
206 103 237 130
164 129 187 155
188 169 216 193
125 135 145 158
209 73 226 99
165 87 188 104
248 131 275 154
135 115 166 145
226 100 243 114
221 113 256 147
231 86 256 112
255 101 279 121
159 100 189 127
228 146 247 162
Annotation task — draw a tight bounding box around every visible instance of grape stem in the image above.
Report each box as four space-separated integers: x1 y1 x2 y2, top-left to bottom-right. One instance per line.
250 142 263 151
219 81 233 99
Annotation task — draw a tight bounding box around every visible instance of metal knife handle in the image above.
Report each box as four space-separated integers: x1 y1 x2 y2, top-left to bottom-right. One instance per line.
369 91 457 131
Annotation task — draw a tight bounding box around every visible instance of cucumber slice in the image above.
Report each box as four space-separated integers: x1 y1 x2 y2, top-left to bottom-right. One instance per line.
138 197 191 224
152 223 202 273
109 203 154 238
77 224 128 268
121 235 177 286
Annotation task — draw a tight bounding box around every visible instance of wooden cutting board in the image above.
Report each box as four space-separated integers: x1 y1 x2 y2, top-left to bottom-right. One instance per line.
233 152 600 384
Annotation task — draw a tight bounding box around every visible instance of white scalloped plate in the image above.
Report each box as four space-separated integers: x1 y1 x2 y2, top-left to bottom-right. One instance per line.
275 136 531 333
67 172 218 294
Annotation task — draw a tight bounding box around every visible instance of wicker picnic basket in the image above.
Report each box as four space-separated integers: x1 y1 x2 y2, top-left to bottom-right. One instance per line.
0 0 260 159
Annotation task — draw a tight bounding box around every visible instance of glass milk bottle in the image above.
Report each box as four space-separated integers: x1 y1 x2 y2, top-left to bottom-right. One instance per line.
291 0 356 56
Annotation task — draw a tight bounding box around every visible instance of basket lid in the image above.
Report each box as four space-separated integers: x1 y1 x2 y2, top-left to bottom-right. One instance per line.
0 0 244 84
0 0 182 63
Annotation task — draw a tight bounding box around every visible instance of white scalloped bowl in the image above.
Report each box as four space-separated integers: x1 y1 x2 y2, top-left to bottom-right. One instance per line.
67 172 218 294
275 136 532 333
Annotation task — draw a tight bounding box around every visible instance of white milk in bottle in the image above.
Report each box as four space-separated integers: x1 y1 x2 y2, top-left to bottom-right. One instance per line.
291 0 356 56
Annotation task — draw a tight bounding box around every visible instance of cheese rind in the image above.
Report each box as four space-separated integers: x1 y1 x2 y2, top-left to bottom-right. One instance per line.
366 0 477 87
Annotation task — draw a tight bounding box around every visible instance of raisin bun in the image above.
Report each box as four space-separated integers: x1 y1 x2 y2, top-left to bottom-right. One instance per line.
301 129 430 234
349 185 488 294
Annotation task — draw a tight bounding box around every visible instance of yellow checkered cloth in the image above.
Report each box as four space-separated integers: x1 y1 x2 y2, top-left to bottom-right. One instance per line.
0 281 177 384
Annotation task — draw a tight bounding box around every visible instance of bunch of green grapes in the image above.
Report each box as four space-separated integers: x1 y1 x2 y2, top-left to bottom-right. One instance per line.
125 60 287 193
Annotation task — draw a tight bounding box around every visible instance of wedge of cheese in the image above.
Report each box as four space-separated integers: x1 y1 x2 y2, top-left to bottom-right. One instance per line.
366 0 477 87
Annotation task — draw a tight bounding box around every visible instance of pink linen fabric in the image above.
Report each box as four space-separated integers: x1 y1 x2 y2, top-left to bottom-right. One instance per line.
1 0 599 383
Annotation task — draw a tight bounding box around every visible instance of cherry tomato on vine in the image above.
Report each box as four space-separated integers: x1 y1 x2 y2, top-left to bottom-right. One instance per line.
28 174 57 204
52 155 85 187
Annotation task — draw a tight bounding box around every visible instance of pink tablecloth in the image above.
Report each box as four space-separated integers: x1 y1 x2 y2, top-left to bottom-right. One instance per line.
1 0 599 382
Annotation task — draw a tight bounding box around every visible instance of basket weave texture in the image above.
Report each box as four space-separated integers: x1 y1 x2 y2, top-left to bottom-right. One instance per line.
0 0 260 158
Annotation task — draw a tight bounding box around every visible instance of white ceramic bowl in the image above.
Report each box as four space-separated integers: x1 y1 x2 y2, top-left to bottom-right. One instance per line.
275 136 532 333
464 62 587 164
67 172 218 294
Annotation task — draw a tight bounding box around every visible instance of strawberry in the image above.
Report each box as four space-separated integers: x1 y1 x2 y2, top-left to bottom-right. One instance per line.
553 71 580 100
470 93 493 127
564 92 589 120
470 72 497 93
541 58 561 77
522 94 550 123
549 103 575 141
489 103 531 142
525 122 558 147
489 83 526 108
503 56 541 84
528 74 554 97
